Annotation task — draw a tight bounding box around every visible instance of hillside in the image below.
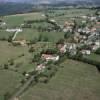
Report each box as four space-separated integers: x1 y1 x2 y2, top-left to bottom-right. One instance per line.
0 3 33 16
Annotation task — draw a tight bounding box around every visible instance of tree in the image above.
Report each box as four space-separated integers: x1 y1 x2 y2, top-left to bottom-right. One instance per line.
95 48 100 54
3 92 11 100
64 32 71 39
38 34 42 41
8 35 13 42
4 64 9 69
95 10 99 16
56 38 64 44
8 59 14 66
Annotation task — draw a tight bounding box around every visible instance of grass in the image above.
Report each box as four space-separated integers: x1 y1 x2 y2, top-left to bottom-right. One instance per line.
16 29 64 42
20 59 100 100
0 41 35 99
52 9 96 24
0 41 28 64
3 12 45 28
0 70 23 98
84 53 100 62
0 29 14 40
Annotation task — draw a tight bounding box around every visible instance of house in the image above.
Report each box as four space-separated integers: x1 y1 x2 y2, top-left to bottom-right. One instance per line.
6 28 22 32
64 21 74 27
91 27 97 32
90 16 96 21
36 64 46 71
25 73 30 77
81 50 91 55
82 20 86 24
78 27 91 34
81 15 88 19
63 26 73 33
41 54 59 62
57 44 67 53
91 41 100 51
0 22 6 26
66 43 77 55
95 41 100 46
49 19 56 23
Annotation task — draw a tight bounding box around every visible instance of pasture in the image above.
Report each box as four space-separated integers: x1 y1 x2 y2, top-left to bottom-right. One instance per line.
20 59 100 100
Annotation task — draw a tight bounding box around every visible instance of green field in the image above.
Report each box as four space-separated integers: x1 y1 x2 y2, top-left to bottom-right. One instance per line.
0 41 35 99
20 59 100 100
3 12 45 28
0 70 23 99
84 53 100 62
16 29 64 42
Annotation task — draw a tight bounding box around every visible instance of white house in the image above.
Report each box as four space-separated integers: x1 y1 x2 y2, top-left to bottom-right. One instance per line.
81 16 88 19
81 50 91 55
90 17 96 21
66 43 77 55
0 22 6 26
41 54 60 62
6 28 22 32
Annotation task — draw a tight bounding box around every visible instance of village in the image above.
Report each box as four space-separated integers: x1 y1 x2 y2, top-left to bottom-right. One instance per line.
0 8 100 100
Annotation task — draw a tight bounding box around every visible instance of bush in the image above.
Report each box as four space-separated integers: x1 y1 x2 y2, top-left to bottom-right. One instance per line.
3 92 11 100
64 32 72 39
95 48 100 55
4 64 9 69
8 59 14 66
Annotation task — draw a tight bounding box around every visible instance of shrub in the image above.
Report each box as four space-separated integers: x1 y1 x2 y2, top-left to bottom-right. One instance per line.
95 48 100 55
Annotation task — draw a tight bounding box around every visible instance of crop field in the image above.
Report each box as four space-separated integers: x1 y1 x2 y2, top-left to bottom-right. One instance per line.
20 59 100 100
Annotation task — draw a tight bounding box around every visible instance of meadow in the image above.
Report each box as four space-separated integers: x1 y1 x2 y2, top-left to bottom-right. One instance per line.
20 59 100 100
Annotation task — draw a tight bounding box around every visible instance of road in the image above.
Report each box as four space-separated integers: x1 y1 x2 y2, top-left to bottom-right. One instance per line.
12 29 22 41
10 75 36 100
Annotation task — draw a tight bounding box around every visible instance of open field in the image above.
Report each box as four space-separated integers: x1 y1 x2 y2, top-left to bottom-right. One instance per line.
50 9 96 24
16 29 64 42
0 41 28 64
0 41 35 99
0 70 23 99
84 53 100 62
3 12 45 28
20 59 100 100
0 30 13 40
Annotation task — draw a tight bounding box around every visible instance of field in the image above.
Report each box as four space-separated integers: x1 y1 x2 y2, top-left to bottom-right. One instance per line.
84 53 100 62
20 59 100 100
16 29 64 42
0 70 23 99
0 41 34 99
3 12 45 28
49 9 96 24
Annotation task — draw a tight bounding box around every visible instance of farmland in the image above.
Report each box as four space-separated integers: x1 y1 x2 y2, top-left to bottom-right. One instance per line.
20 59 100 100
0 7 100 100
